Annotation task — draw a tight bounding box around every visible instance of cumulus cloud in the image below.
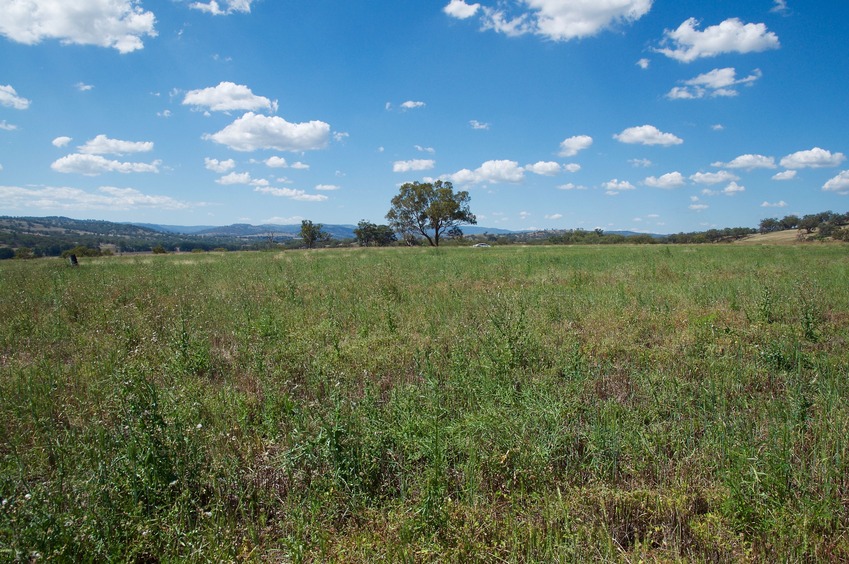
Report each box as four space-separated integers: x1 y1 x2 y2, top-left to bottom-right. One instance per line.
557 183 587 190
771 0 789 14
644 171 685 188
264 156 288 168
690 171 739 185
393 159 435 173
689 203 709 211
772 170 797 181
629 158 652 167
315 184 340 191
470 120 490 130
558 135 593 157
444 0 480 19
614 125 683 146
51 154 160 175
401 100 426 110
190 0 253 15
780 147 845 169
823 171 849 195
525 161 561 176
711 154 776 170
603 179 636 195
75 82 94 92
0 184 189 211
563 163 581 173
216 171 253 185
545 213 563 220
254 186 329 202
52 136 72 148
204 112 331 152
667 68 762 100
761 200 788 208
0 0 157 53
459 0 653 42
447 159 525 184
183 82 276 113
701 182 745 196
637 58 650 69
78 134 153 155
655 18 779 63
0 121 15 131
0 85 31 109
204 157 236 173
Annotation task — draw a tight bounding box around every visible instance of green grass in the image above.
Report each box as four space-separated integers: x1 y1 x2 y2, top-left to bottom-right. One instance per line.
1 245 848 561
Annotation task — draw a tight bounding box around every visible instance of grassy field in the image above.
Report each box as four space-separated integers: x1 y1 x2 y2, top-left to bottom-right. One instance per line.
1 244 848 562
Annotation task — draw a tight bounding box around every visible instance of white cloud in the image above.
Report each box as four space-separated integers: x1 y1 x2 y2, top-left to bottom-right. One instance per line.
415 145 436 154
216 171 253 185
0 0 157 53
290 161 310 170
444 0 480 19
470 120 490 130
558 135 593 157
667 68 762 100
557 183 587 190
52 136 72 147
545 213 563 220
78 134 153 155
637 58 650 69
823 171 849 195
563 163 581 173
629 158 652 168
51 154 160 175
644 171 685 189
712 154 776 170
264 156 288 168
614 125 683 146
0 85 31 110
780 147 845 169
447 159 525 184
722 181 745 195
472 0 653 42
689 203 709 211
75 82 94 92
254 186 329 202
204 157 236 172
603 179 636 195
315 184 340 191
183 82 276 113
0 120 17 131
263 215 304 224
205 112 331 152
525 161 561 176
711 124 725 131
0 184 189 211
656 18 780 63
401 100 426 110
772 170 797 181
393 159 435 173
690 170 739 185
761 200 788 208
771 0 789 14
701 181 745 197
190 0 252 15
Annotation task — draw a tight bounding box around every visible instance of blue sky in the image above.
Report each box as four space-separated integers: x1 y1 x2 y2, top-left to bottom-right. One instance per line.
1 0 848 233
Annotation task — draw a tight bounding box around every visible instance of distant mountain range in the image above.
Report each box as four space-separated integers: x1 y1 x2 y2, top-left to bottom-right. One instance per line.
130 222 520 239
0 216 664 256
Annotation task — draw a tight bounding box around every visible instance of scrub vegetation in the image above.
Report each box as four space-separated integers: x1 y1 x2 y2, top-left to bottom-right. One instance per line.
1 244 848 561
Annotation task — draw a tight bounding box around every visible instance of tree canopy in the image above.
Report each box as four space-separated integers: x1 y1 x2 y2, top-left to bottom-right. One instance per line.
300 220 330 249
385 180 476 247
353 220 396 247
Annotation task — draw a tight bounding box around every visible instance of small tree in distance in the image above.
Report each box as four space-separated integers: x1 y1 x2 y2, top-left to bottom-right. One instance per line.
354 220 396 247
300 220 330 249
386 180 476 247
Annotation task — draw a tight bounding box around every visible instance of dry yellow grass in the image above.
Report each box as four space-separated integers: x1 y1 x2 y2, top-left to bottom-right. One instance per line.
734 229 806 245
